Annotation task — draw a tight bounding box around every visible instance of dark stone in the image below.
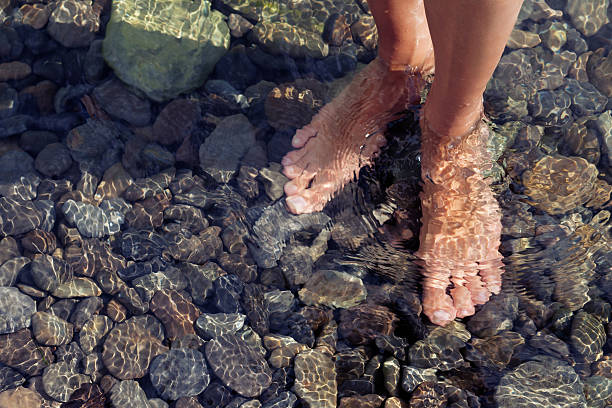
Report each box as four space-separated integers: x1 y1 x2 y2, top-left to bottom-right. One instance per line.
149 349 210 400
19 130 59 155
213 274 244 314
34 142 73 177
213 45 258 91
205 333 273 398
33 54 65 84
0 197 43 236
84 40 107 83
0 364 25 393
199 381 234 408
0 27 23 62
241 283 269 337
269 311 314 347
93 79 151 126
0 114 33 138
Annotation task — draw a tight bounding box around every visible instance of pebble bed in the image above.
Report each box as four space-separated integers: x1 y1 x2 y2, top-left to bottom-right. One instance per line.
0 0 611 407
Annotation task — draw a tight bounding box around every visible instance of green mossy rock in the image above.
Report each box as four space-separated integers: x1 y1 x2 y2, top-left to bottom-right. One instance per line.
102 0 230 102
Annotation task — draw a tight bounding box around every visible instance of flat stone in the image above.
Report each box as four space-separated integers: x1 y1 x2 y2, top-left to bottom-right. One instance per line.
205 333 272 397
195 313 246 340
109 380 151 408
34 142 73 177
47 0 99 47
465 331 525 370
102 319 167 379
0 387 43 408
92 79 151 126
0 197 42 236
150 289 200 340
42 361 90 402
21 230 57 254
103 0 230 101
299 270 366 309
66 119 124 174
0 329 54 376
0 287 36 335
338 304 398 346
149 349 210 400
31 311 73 346
152 99 200 146
0 365 24 393
259 163 288 201
293 349 336 408
0 62 31 81
79 315 113 353
0 256 26 286
199 114 256 183
495 356 587 407
132 266 188 303
565 0 609 37
62 200 122 238
522 155 600 215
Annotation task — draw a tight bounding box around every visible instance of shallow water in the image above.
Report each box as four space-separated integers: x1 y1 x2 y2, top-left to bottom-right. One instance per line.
0 0 610 407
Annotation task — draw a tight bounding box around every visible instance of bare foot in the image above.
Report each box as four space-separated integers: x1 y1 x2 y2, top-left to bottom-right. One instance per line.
281 56 431 214
417 112 504 326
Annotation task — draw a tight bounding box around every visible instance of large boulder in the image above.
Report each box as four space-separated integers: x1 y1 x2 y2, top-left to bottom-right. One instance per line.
102 0 230 102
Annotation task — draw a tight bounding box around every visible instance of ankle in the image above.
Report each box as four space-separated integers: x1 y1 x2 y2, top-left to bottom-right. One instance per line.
422 97 484 138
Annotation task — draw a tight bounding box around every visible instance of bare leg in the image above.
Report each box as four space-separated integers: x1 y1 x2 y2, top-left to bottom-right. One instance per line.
418 0 523 325
281 0 434 214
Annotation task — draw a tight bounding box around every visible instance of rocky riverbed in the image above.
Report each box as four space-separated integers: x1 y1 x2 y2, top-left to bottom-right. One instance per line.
0 0 611 407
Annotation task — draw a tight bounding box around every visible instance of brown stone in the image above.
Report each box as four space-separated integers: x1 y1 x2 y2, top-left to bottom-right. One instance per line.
409 382 447 408
19 3 51 29
93 162 134 202
323 14 351 47
105 299 127 322
351 15 377 50
0 387 43 408
0 329 54 376
19 81 58 115
150 289 200 340
152 99 201 145
21 229 57 254
339 394 385 408
265 79 326 131
0 62 31 81
102 320 167 379
338 304 398 345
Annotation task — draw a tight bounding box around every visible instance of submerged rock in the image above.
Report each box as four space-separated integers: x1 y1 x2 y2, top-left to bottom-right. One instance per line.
565 0 609 37
293 349 337 408
522 155 601 215
299 270 366 309
495 356 587 407
103 0 230 101
199 114 256 183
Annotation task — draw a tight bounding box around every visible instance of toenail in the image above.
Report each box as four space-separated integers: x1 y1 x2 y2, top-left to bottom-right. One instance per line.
433 310 451 323
285 183 298 195
458 309 471 316
286 196 307 212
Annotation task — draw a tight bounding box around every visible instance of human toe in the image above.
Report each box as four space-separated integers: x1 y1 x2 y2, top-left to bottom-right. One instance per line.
286 195 309 214
451 285 475 318
292 126 317 148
